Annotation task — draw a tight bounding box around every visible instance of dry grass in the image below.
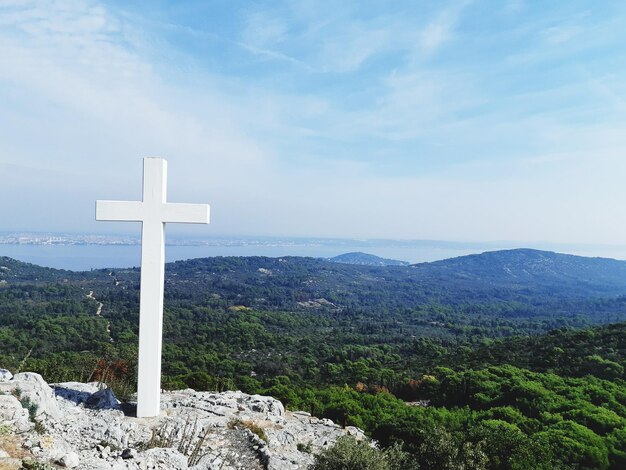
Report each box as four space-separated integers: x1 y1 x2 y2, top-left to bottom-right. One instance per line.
0 434 26 459
0 463 19 470
0 432 28 469
227 419 268 442
145 416 212 467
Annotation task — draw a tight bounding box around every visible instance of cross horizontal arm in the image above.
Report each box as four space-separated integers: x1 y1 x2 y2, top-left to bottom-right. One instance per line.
162 202 210 224
96 200 145 222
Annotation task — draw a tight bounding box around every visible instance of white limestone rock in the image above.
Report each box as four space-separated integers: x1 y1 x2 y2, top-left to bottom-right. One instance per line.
0 368 12 382
142 448 189 469
247 394 285 417
59 451 80 468
53 382 102 405
0 393 32 432
0 372 60 420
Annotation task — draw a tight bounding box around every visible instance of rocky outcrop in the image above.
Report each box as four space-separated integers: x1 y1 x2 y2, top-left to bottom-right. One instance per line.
0 372 61 421
0 372 364 469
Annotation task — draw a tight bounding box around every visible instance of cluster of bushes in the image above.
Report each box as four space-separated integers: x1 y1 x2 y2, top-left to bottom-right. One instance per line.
264 366 626 470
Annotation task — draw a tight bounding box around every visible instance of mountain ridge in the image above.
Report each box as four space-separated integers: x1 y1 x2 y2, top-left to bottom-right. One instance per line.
3 247 626 273
4 248 626 302
327 251 410 266
418 248 626 290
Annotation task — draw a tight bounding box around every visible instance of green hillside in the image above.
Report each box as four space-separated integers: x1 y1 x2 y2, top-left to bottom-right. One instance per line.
2 249 626 468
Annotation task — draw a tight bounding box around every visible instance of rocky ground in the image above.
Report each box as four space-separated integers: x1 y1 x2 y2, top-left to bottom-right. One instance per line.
0 371 364 469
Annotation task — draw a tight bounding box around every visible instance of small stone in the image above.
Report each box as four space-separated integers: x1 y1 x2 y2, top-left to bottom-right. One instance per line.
0 449 10 458
121 448 137 459
0 369 12 382
59 452 80 468
85 388 120 410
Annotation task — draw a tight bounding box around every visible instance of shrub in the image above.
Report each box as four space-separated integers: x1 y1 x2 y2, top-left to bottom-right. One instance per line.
297 442 313 454
19 396 38 421
310 436 413 470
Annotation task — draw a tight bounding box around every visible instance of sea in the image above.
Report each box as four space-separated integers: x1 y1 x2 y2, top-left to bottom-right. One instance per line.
2 237 626 272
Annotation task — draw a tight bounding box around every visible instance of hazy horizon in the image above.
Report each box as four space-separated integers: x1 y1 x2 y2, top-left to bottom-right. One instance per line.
6 230 626 271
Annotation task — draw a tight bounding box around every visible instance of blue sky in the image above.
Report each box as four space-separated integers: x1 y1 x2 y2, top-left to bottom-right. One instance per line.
1 0 626 244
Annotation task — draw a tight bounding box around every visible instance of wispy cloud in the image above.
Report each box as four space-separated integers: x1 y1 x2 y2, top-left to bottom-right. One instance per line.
241 9 289 47
419 0 472 54
151 19 312 70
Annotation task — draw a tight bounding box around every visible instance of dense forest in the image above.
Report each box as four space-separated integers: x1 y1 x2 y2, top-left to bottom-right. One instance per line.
2 249 626 468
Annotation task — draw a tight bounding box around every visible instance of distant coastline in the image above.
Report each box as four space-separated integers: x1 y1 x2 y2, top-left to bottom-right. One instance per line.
0 233 497 271
2 232 626 271
0 231 504 249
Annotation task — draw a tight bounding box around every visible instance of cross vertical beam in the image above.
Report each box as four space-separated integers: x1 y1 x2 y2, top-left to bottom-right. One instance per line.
137 159 166 418
96 157 210 417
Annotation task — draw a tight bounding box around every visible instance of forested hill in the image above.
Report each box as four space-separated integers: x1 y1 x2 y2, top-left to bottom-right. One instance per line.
0 255 73 282
4 248 626 291
426 248 626 293
4 248 626 336
328 251 410 266
5 248 626 311
159 249 626 318
170 248 626 301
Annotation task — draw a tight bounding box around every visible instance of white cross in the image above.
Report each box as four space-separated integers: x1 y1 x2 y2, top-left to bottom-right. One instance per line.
96 157 210 417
